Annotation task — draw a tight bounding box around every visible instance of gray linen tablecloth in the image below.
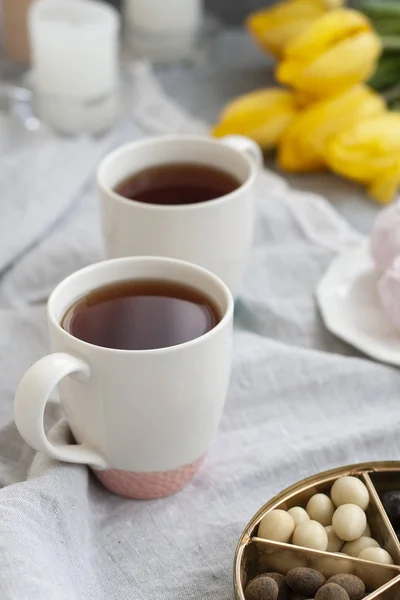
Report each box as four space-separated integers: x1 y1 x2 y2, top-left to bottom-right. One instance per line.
0 60 399 600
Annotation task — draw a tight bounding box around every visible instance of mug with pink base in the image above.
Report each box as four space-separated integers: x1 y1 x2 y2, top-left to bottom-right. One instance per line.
14 256 233 499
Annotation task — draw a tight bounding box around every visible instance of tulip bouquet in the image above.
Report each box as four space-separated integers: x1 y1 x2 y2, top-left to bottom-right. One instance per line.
212 0 400 204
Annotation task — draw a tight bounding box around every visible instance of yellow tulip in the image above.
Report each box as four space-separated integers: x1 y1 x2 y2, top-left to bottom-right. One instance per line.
291 0 344 8
326 113 400 204
278 84 385 172
308 0 344 7
212 88 298 150
277 9 382 99
246 0 325 58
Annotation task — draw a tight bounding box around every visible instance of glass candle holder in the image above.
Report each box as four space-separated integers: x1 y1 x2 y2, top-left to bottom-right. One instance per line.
123 0 204 63
28 0 121 136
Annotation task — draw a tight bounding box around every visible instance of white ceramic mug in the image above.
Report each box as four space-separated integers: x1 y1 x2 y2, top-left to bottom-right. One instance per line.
97 134 262 297
14 257 233 499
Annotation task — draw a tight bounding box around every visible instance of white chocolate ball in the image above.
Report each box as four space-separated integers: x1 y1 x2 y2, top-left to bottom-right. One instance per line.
314 556 353 578
358 547 394 564
331 477 369 510
363 523 371 537
325 525 344 553
292 520 328 551
306 494 335 526
332 504 367 541
371 202 400 274
265 549 308 573
258 509 295 543
288 507 310 527
378 255 400 333
342 537 380 557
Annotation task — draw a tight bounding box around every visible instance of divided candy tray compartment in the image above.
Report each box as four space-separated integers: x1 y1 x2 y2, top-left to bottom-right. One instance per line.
234 462 400 600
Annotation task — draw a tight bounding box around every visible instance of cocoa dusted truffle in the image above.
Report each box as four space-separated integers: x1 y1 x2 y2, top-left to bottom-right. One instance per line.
245 576 279 600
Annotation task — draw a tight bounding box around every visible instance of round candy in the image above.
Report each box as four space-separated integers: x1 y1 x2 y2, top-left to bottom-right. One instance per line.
327 575 365 600
306 494 335 526
292 520 328 551
331 477 369 510
358 547 394 564
258 510 295 543
290 594 308 600
370 202 400 274
314 557 353 578
315 583 350 600
245 576 279 600
288 507 310 527
342 537 380 557
286 567 326 597
267 550 307 574
264 573 290 600
332 504 367 541
325 525 344 553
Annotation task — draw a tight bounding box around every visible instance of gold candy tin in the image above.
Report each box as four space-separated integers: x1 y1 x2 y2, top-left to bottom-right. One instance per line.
234 462 400 600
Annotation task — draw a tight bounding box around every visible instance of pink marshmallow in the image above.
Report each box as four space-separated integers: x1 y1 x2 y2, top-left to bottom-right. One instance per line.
378 255 400 333
371 202 400 274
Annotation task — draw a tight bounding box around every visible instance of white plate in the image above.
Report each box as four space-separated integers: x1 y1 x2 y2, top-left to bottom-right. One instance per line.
316 242 400 366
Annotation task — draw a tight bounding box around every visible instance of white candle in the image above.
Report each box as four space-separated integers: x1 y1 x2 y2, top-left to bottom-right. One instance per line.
29 0 120 135
124 0 203 62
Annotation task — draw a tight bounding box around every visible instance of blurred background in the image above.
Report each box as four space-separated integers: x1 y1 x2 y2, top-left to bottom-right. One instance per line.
106 0 277 24
0 0 396 228
106 0 356 23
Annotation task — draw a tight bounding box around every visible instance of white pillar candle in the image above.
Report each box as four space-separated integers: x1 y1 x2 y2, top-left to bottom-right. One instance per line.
124 0 203 63
29 0 120 135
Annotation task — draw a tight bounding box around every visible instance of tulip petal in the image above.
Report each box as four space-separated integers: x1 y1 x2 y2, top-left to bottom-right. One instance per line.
369 177 400 204
213 88 298 149
318 0 345 7
326 113 400 202
278 84 385 172
277 8 382 98
217 89 295 125
246 0 324 57
284 9 373 61
327 139 399 182
280 32 382 97
291 0 344 7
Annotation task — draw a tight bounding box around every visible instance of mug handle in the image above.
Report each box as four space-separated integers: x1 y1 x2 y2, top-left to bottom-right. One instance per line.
219 135 263 171
14 352 107 469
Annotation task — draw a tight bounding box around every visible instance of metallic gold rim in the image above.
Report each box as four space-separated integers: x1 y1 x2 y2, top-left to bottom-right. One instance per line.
234 461 400 600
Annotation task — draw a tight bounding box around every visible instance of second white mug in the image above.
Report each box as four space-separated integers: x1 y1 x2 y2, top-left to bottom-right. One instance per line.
97 134 261 296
